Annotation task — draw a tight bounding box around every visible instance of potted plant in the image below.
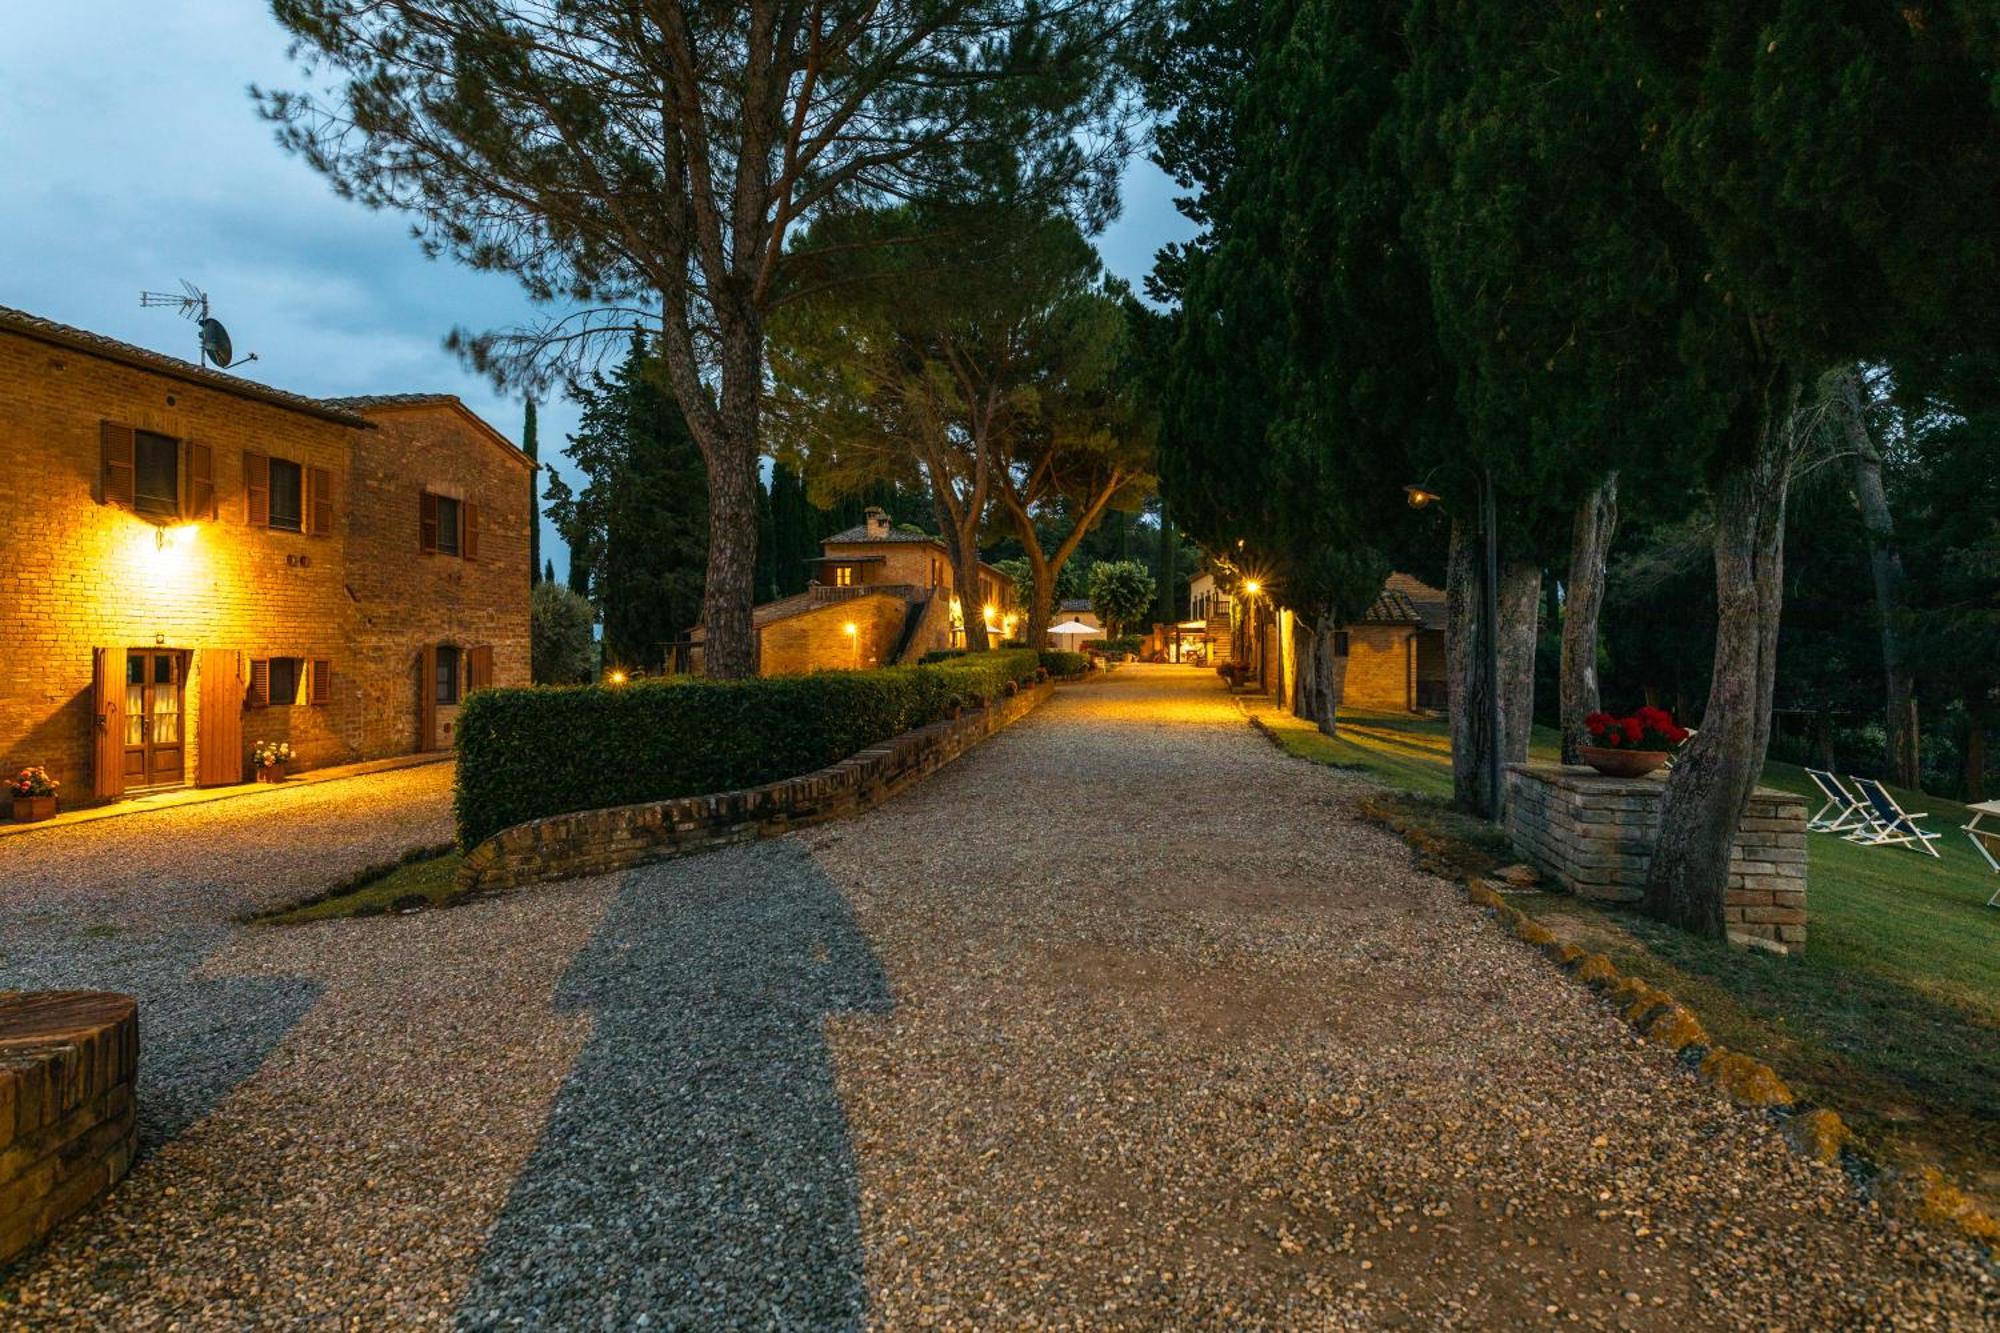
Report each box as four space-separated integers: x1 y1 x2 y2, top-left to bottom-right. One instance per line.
11 766 58 823
1579 707 1689 778
252 741 295 783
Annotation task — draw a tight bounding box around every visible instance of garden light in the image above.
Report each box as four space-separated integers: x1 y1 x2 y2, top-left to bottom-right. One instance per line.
842 622 858 636
1404 483 1441 509
1242 579 1261 596
607 669 628 685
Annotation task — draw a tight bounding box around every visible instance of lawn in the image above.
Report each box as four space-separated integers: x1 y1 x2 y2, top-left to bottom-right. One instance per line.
1257 703 2000 1203
249 846 467 924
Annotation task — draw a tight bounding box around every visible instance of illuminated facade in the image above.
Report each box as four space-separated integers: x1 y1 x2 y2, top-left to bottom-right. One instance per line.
692 507 1015 675
0 306 534 803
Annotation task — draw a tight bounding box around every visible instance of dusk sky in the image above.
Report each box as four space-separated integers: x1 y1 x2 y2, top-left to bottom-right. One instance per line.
1 3 1194 583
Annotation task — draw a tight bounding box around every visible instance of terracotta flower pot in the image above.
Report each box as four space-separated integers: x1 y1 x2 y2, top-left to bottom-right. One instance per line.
1577 746 1669 779
12 795 56 823
256 762 289 783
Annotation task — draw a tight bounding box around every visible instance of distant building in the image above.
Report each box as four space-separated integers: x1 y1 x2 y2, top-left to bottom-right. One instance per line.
0 305 534 804
1344 574 1448 712
690 507 1015 675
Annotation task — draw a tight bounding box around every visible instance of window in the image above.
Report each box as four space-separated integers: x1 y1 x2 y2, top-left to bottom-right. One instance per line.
420 492 480 558
1334 630 1351 658
834 565 853 587
436 645 461 706
268 458 303 532
133 432 180 519
435 496 462 555
267 656 302 707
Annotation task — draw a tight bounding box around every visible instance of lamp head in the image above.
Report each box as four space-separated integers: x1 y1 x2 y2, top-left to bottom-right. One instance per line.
1404 484 1441 510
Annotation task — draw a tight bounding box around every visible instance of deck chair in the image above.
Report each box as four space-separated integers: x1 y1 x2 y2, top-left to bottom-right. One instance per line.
1804 768 1870 834
1843 776 1944 857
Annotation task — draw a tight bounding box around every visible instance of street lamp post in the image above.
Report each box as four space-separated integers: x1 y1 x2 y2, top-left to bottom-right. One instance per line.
1406 471 1504 823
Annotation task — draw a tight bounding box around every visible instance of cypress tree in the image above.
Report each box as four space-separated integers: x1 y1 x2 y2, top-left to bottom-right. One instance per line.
523 396 541 585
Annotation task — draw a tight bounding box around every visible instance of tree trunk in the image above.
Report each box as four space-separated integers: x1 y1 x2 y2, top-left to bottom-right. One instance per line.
700 443 761 677
1811 709 1838 772
1644 363 1803 938
1498 560 1541 766
1446 519 1495 817
1835 368 1920 788
1312 616 1348 736
1291 612 1316 720
1965 694 1989 804
1560 474 1619 763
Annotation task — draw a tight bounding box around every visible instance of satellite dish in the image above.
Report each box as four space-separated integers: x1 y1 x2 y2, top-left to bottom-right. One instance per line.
139 281 258 369
198 317 233 368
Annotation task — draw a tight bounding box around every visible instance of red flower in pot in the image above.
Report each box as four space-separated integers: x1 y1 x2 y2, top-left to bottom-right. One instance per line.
1579 707 1689 777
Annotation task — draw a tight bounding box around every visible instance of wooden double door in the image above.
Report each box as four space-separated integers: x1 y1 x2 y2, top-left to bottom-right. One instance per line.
93 647 245 799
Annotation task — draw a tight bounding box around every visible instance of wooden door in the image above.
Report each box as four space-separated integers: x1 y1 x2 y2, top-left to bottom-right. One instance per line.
122 650 187 789
197 649 244 787
92 647 125 800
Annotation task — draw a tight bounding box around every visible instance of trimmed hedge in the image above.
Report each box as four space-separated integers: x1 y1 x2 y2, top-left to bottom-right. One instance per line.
454 649 1039 847
1038 649 1090 678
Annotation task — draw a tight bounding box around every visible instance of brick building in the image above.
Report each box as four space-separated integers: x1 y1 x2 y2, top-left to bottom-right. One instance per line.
692 507 1015 675
0 306 534 805
1343 574 1449 712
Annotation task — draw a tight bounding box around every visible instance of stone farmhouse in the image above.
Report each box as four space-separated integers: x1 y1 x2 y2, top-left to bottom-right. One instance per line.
0 305 534 805
693 507 1015 675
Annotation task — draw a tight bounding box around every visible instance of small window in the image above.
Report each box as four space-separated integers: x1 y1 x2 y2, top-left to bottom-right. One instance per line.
266 656 303 707
268 458 303 532
436 645 461 706
134 432 180 520
435 496 462 556
834 565 853 587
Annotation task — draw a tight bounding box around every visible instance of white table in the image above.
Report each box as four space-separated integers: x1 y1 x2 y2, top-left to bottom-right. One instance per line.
1965 800 2000 905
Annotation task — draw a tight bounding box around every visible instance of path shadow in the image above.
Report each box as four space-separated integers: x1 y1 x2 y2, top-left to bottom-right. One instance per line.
457 839 894 1331
0 922 321 1147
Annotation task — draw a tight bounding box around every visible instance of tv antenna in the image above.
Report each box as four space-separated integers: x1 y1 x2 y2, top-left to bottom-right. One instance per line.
139 280 259 370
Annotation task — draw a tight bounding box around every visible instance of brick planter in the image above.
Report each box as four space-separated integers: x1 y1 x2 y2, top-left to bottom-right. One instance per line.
459 680 1053 894
1505 763 1809 952
0 991 140 1265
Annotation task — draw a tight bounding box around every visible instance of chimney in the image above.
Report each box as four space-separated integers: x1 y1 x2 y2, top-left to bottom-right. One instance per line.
863 505 891 539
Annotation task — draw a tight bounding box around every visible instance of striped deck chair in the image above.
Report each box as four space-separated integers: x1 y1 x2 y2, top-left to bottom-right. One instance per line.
1804 768 1869 834
1843 776 1944 857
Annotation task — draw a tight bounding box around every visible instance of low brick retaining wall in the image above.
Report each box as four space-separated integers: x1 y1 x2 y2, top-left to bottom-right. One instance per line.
1 992 139 1266
460 680 1054 893
1505 763 1810 952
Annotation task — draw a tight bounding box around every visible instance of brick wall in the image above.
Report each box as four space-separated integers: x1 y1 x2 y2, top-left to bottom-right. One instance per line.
1345 625 1416 711
343 403 533 754
0 992 138 1265
758 592 911 676
1505 762 1809 951
0 326 530 798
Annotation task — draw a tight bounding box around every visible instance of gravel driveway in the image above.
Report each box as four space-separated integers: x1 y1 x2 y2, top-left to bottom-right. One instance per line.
3 672 1995 1327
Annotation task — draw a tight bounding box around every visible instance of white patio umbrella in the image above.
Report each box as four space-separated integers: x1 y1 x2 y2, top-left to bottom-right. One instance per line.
1048 618 1106 649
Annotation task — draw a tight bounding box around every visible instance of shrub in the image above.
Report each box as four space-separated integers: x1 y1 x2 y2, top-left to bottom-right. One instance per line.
919 648 969 664
454 649 1038 846
531 582 596 684
1038 649 1090 678
1097 634 1144 657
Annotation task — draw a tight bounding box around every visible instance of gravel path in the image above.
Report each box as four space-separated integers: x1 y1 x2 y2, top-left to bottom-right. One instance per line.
811 665 1999 1328
4 672 1996 1327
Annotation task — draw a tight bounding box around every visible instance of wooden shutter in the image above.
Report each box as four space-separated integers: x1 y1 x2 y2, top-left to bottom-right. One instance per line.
243 452 270 527
463 502 480 560
247 657 270 708
466 645 494 693
306 466 333 537
420 492 439 553
100 423 135 509
197 649 244 786
183 441 215 521
309 658 332 706
91 647 126 800
418 644 439 751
